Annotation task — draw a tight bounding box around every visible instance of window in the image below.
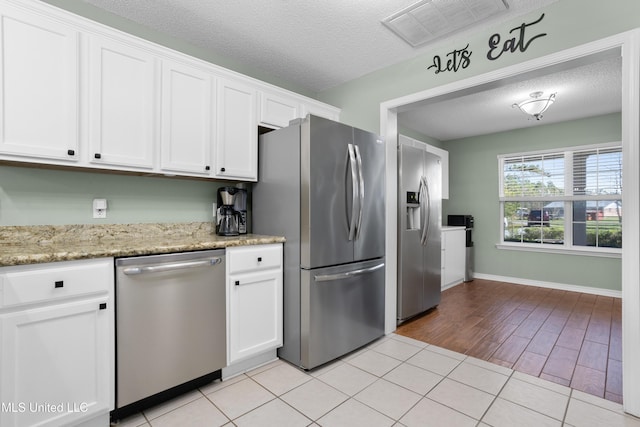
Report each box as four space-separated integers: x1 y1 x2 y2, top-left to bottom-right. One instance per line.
499 143 622 254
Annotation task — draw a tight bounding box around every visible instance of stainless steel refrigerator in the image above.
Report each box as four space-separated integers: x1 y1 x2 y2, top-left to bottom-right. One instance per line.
397 138 442 323
253 115 385 370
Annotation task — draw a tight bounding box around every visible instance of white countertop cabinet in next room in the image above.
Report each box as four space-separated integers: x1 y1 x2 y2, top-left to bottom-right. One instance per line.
0 258 114 427
442 227 466 289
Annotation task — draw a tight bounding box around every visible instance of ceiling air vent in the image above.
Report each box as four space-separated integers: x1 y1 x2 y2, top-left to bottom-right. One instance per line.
382 0 509 47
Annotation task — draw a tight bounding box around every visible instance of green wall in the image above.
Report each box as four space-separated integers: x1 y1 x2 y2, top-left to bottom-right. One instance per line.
0 165 231 225
312 0 637 292
3 0 633 290
443 113 622 291
318 0 640 134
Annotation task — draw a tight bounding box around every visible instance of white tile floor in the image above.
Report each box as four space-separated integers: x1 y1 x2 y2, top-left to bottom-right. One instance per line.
112 333 640 427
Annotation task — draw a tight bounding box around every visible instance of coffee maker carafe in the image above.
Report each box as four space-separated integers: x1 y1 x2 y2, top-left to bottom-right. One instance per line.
216 187 239 236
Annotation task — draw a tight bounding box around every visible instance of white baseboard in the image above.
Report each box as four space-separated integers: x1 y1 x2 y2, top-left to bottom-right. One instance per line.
221 350 278 381
472 273 622 298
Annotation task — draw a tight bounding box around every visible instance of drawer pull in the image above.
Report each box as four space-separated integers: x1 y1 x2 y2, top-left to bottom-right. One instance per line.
67 149 75 156
99 303 107 310
257 257 262 262
94 153 102 159
235 280 240 286
54 280 64 288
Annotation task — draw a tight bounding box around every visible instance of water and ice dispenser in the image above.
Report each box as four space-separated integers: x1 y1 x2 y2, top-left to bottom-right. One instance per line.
406 191 420 230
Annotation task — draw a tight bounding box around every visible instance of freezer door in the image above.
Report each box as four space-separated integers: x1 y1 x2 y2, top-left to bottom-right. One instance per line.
353 127 385 261
300 259 385 369
302 115 356 269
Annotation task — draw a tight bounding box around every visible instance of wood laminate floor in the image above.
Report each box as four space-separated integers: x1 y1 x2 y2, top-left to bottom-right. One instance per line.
395 279 623 403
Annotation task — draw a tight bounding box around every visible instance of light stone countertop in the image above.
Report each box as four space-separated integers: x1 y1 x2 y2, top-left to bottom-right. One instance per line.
0 222 285 267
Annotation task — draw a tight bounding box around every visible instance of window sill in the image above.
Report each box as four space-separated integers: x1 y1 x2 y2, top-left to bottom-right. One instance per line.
496 242 621 258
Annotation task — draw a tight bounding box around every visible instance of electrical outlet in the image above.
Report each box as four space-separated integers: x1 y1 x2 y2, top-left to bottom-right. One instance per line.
93 199 107 219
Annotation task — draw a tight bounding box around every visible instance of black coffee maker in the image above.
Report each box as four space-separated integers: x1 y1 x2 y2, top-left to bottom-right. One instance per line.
216 187 240 236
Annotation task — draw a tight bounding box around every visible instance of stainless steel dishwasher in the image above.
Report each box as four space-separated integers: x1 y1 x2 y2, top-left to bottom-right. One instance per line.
112 249 226 421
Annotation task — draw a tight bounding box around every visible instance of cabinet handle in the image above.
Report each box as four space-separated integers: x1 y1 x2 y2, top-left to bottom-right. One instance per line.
67 149 75 156
235 280 240 286
205 165 210 171
54 280 64 288
220 167 226 172
94 153 101 159
257 257 262 262
99 303 107 310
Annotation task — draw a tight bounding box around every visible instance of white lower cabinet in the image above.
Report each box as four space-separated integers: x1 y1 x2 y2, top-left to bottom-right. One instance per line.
442 227 466 289
226 244 283 368
0 258 114 427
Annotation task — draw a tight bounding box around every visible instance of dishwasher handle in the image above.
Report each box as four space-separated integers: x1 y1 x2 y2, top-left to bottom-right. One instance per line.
122 257 223 276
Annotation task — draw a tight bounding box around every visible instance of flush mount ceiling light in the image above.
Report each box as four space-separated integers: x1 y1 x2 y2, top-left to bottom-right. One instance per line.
382 0 509 47
512 91 557 121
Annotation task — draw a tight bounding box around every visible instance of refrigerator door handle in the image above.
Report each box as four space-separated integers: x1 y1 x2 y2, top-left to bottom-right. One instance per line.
418 177 426 242
420 176 431 246
346 143 359 241
353 144 365 239
314 262 385 282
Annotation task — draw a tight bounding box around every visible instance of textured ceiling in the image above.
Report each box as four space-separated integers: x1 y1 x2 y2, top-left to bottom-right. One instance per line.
399 55 622 141
82 0 558 93
78 0 620 141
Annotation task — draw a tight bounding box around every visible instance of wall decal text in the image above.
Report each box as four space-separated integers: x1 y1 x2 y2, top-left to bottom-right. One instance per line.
487 13 547 61
427 44 472 74
426 13 548 74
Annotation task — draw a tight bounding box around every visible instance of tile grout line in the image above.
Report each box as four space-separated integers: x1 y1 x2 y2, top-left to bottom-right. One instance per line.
476 365 517 424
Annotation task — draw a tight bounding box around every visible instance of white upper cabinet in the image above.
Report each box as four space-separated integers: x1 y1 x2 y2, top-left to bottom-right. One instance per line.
0 4 80 162
215 79 258 181
0 1 340 180
160 60 214 176
88 35 156 170
258 91 300 129
301 99 341 122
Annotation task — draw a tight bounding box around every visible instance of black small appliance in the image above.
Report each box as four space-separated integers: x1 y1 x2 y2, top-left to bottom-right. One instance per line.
447 214 474 281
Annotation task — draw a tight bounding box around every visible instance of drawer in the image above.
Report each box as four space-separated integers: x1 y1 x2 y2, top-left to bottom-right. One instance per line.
227 244 282 274
0 258 113 308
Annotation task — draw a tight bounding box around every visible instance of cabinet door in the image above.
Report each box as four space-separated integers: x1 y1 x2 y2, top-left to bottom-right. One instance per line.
259 91 299 129
160 60 214 175
88 36 156 170
0 298 111 427
0 5 79 162
228 270 283 364
442 229 465 288
215 79 257 181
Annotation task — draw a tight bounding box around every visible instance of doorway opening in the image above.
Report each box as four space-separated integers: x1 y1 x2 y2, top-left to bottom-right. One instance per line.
380 31 640 416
